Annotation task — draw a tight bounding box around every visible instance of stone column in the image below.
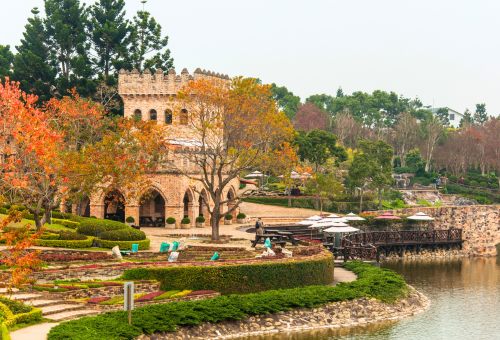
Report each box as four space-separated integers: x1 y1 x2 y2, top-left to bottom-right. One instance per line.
125 204 140 226
165 204 183 227
72 204 78 215
59 201 66 213
90 204 105 219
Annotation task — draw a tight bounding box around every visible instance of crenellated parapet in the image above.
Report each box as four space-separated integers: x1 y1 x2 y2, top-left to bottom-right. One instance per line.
118 67 229 95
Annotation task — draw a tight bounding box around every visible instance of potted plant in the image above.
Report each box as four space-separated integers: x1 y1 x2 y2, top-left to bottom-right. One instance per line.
125 216 135 227
166 217 176 229
224 214 233 225
196 216 205 228
237 213 246 224
181 217 191 229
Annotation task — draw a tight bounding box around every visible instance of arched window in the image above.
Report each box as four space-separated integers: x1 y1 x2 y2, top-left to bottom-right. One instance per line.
150 109 157 121
165 109 172 124
134 109 142 122
181 109 188 125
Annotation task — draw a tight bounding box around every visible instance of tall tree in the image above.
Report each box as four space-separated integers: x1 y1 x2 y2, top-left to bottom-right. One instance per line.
44 0 94 96
420 112 444 171
348 148 371 212
12 7 55 103
484 119 500 186
90 0 130 77
473 103 487 125
332 112 363 148
127 10 172 72
269 83 301 121
295 129 347 209
390 112 421 167
336 86 344 98
170 77 294 240
293 102 330 131
305 93 335 113
435 107 450 126
460 108 473 128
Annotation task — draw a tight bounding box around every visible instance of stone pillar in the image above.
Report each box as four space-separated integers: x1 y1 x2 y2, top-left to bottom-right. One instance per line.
72 204 78 215
165 204 183 227
59 201 66 213
90 204 105 219
125 204 140 226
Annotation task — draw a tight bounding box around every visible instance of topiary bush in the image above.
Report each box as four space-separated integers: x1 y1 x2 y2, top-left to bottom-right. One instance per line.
181 218 190 224
125 217 135 223
166 217 176 224
195 216 205 223
77 219 127 236
100 228 146 241
225 214 233 220
58 231 87 241
51 219 80 229
237 213 246 219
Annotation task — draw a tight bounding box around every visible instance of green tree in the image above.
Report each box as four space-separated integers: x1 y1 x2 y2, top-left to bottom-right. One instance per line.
460 108 473 127
305 93 335 114
348 149 371 212
44 0 95 97
336 86 344 98
310 172 344 213
404 149 426 172
473 103 487 125
357 139 394 210
269 83 301 121
127 10 172 72
90 0 131 77
435 107 450 126
0 45 14 80
12 7 55 102
295 129 348 209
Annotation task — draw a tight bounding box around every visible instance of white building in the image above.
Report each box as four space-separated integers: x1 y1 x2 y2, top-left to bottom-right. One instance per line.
430 107 464 128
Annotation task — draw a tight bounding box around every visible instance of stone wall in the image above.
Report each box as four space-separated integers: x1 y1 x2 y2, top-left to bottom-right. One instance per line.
363 205 500 256
35 282 160 300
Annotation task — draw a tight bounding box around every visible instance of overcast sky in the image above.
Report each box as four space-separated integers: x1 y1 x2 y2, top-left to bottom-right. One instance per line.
1 0 499 115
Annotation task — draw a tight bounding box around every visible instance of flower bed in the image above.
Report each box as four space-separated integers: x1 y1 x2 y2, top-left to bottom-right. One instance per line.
134 291 165 302
39 253 113 263
187 246 247 252
186 290 216 296
295 236 323 245
87 297 110 304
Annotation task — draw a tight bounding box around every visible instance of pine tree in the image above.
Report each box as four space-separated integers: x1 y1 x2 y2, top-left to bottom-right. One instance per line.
12 8 55 102
473 103 487 125
44 0 94 97
459 108 473 127
127 9 173 72
90 0 130 77
0 45 14 81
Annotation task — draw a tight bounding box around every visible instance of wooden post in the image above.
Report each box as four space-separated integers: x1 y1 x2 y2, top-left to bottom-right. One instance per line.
128 285 132 324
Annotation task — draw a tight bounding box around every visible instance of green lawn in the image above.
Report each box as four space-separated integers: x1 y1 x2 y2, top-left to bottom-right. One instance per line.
0 214 73 232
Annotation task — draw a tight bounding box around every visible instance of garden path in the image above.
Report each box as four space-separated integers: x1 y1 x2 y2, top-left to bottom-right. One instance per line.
10 322 58 340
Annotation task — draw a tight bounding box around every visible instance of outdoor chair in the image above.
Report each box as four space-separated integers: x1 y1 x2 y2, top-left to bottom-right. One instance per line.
120 243 139 256
160 242 170 252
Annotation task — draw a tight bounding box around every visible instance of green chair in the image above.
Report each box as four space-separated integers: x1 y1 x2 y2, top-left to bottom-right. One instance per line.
120 243 139 256
160 242 170 252
171 241 179 251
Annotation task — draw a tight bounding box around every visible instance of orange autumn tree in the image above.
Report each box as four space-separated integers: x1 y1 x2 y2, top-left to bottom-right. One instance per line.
170 77 295 240
0 79 170 231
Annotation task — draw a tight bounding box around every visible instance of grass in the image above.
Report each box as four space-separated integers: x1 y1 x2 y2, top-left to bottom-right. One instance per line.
0 214 73 232
8 318 53 332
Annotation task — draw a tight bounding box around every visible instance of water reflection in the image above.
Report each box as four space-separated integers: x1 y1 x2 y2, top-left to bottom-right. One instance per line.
241 257 500 340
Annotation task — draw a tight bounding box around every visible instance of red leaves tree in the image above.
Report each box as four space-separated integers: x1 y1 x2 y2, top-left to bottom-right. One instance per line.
293 102 330 131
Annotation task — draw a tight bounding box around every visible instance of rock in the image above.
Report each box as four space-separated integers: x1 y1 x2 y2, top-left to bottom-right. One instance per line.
453 196 478 206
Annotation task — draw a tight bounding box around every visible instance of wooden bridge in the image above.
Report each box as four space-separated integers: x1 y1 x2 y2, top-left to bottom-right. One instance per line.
342 229 463 261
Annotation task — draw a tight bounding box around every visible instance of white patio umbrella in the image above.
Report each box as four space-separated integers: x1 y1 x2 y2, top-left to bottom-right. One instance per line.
324 226 360 233
297 220 314 225
408 212 434 231
324 216 350 223
344 212 366 221
307 219 335 238
327 214 340 218
244 171 264 178
305 215 323 221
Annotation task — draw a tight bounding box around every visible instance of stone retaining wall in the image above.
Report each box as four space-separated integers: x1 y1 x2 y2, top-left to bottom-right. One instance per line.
380 244 465 261
134 288 430 340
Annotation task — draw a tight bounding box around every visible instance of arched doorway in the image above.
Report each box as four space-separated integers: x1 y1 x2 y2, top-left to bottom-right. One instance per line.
227 187 237 221
199 189 210 225
139 189 166 227
150 109 157 121
134 109 142 122
78 196 91 217
182 189 195 224
104 190 126 222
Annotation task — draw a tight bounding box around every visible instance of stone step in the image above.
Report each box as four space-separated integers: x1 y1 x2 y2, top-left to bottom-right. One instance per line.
7 293 43 302
41 304 86 316
46 309 99 322
29 299 62 308
0 288 19 294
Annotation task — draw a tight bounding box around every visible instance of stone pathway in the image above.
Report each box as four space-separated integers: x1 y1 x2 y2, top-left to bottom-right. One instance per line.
10 323 59 340
331 262 358 286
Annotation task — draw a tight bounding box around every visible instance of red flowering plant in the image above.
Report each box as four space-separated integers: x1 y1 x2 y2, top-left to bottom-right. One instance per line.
87 297 111 304
134 291 165 302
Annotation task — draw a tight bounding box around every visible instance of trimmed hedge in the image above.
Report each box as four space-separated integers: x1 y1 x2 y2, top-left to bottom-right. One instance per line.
38 233 60 240
77 219 127 236
58 231 87 241
35 236 94 249
51 219 80 229
47 261 409 340
121 253 334 295
100 238 150 250
100 228 146 242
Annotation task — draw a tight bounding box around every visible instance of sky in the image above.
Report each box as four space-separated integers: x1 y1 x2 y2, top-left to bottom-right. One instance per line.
1 0 499 115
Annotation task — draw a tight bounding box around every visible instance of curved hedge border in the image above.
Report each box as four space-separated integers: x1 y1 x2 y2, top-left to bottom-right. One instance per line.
47 261 410 340
121 252 334 295
100 238 150 250
35 236 94 249
51 219 80 230
0 301 42 340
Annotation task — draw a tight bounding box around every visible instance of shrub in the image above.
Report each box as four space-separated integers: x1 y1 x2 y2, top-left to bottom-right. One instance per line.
58 231 87 241
39 233 60 240
181 218 190 224
100 228 146 241
470 180 479 186
0 297 32 315
77 219 127 236
464 179 470 185
479 182 487 187
237 213 246 219
51 219 80 229
121 253 334 295
99 238 150 250
225 214 233 220
47 262 408 340
152 290 181 301
195 216 205 223
125 216 135 223
392 167 413 174
170 290 192 299
166 217 176 224
35 236 93 249
492 183 499 189
449 175 458 182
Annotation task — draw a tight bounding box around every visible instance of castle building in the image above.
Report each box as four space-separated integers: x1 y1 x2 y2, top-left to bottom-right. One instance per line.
71 68 240 227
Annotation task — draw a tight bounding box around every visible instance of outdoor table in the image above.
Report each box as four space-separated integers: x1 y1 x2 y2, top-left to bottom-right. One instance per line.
264 229 280 234
323 242 335 251
330 246 345 260
312 236 325 241
325 235 335 243
139 216 154 227
251 234 286 248
155 217 165 228
276 231 299 246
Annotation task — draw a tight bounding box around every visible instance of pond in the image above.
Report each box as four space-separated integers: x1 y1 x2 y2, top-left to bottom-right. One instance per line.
241 256 500 340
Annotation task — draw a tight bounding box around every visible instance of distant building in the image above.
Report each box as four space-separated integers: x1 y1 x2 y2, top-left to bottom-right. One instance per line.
430 107 464 128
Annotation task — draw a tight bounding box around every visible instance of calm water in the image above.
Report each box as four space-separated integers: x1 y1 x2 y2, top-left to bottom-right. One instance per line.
242 257 500 340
